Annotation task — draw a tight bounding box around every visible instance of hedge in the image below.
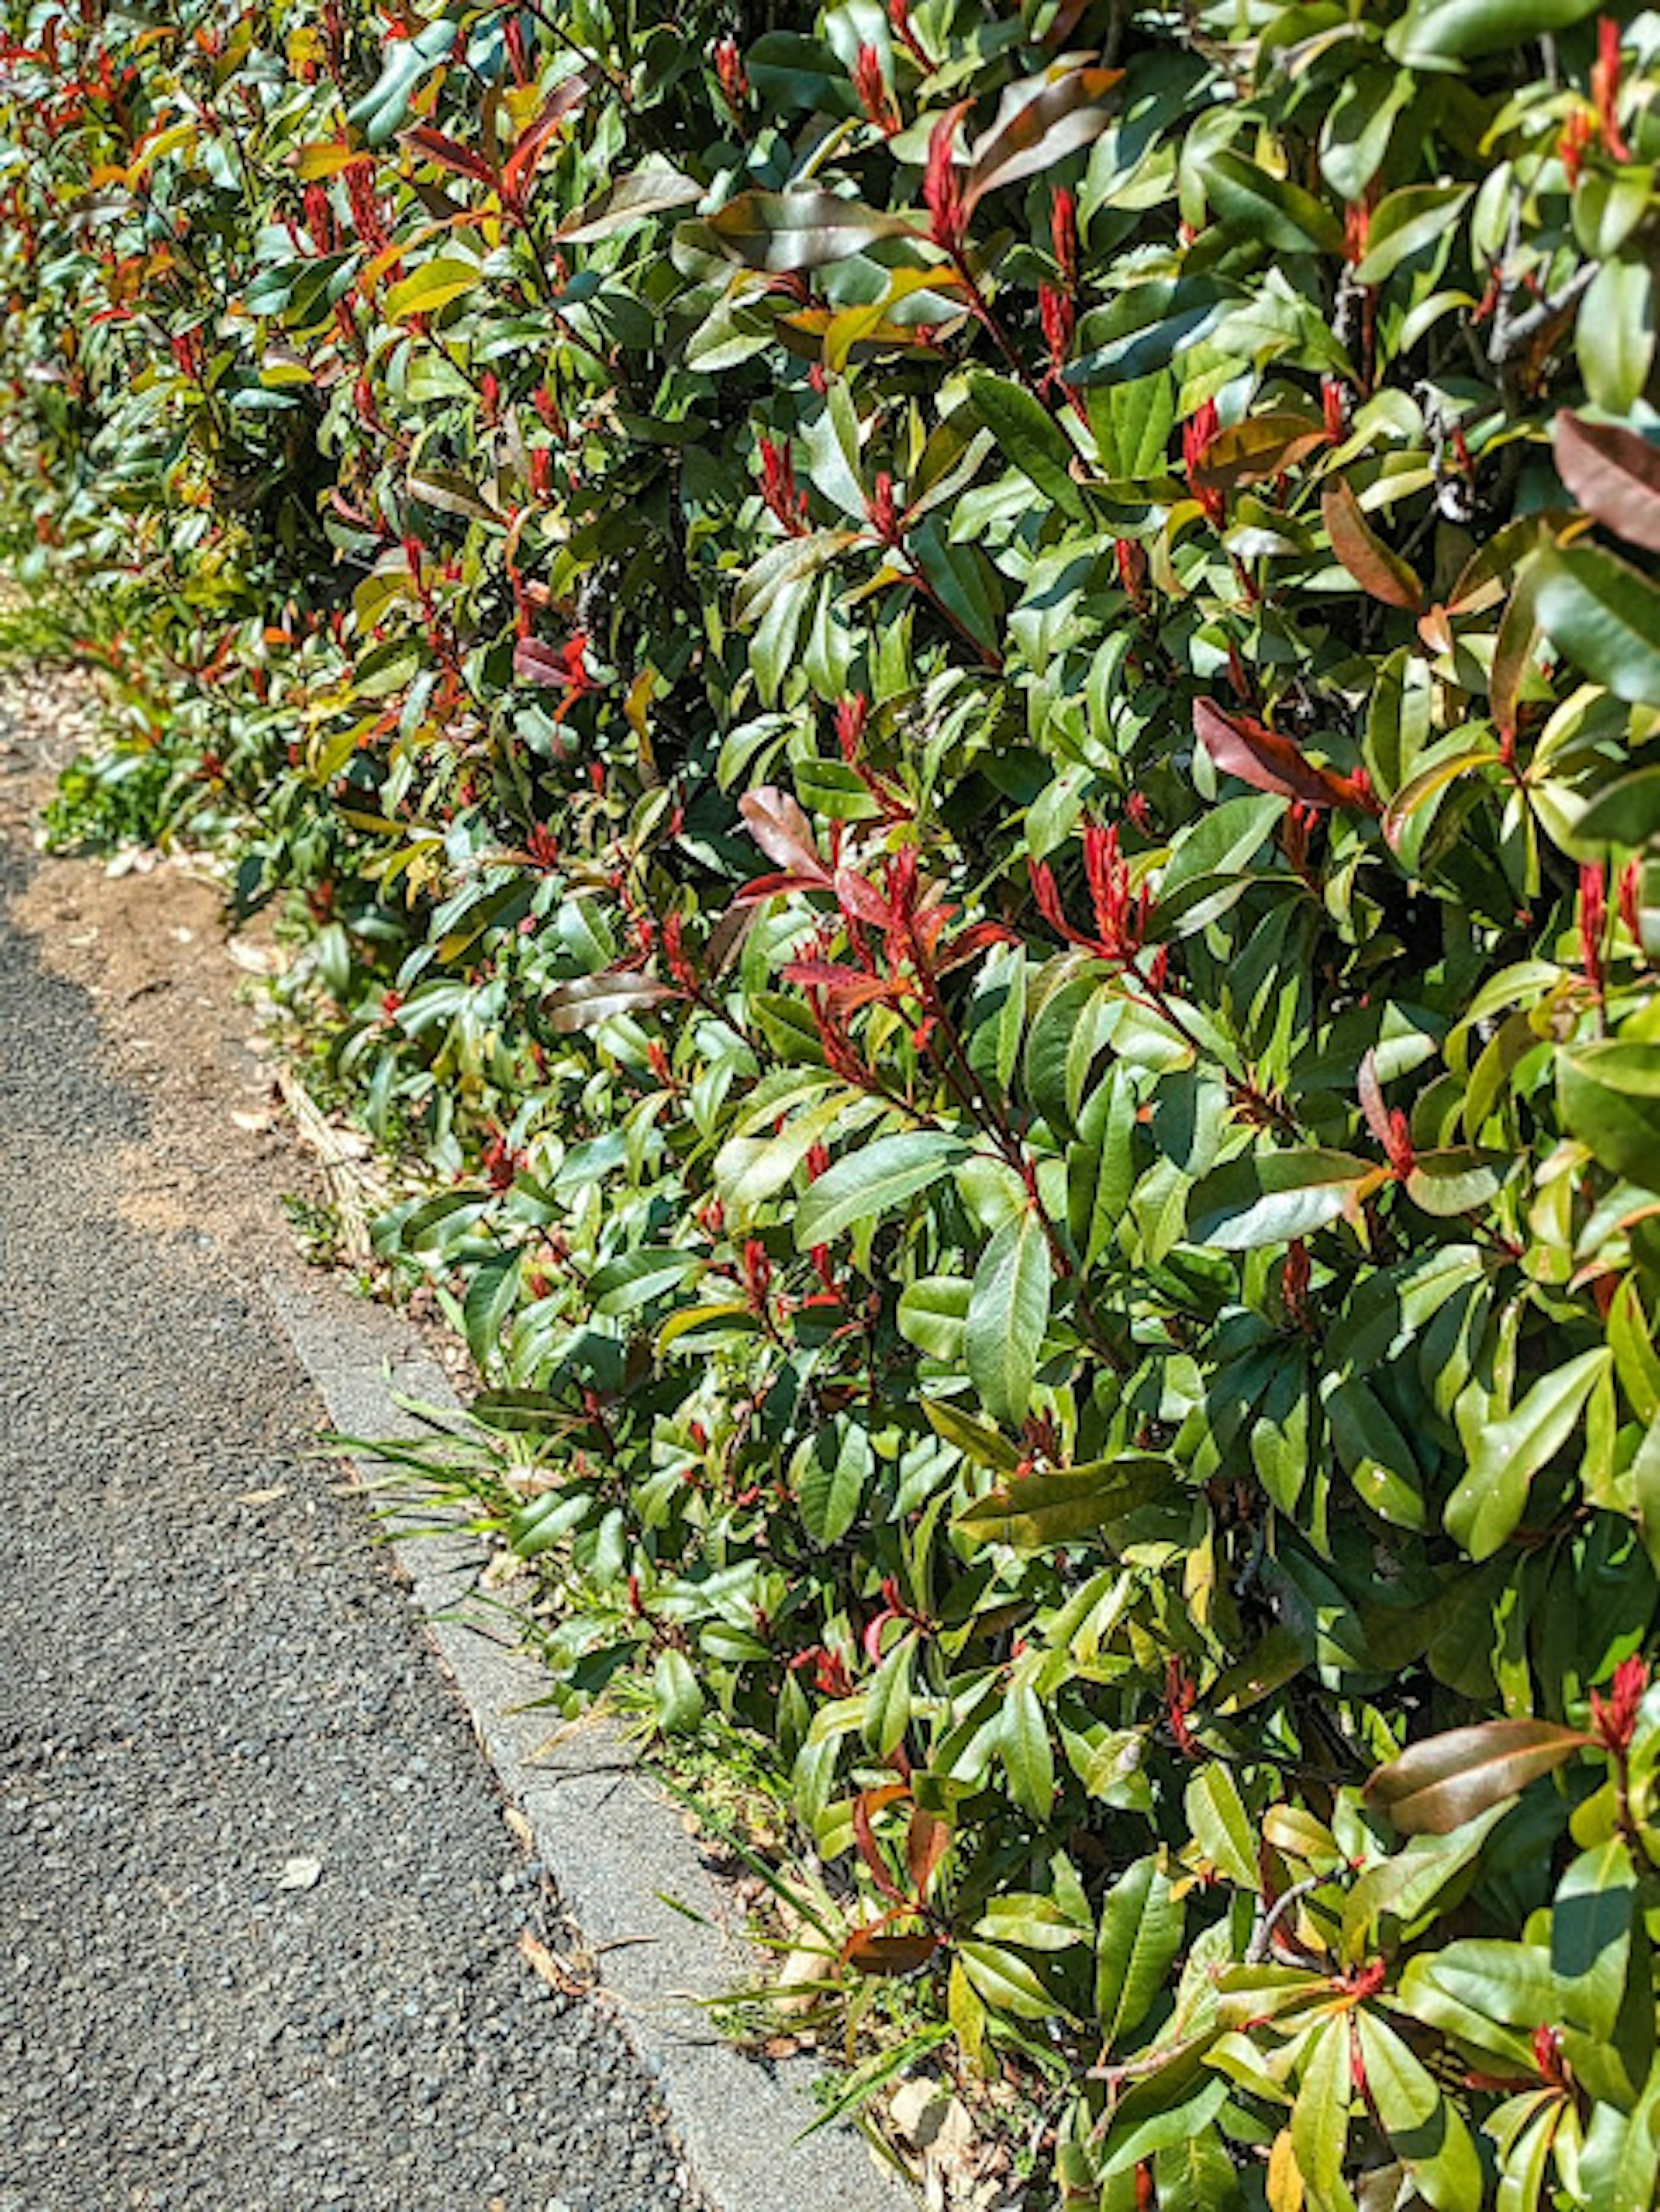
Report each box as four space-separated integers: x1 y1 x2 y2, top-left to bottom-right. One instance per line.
9 0 1660 2202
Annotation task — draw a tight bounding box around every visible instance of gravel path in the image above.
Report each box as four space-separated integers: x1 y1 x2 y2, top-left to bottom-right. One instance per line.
0 830 702 2209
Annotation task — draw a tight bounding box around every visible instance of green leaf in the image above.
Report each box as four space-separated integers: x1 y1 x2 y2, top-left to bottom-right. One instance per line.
795 1132 967 1248
1633 1418 1660 1575
863 1630 914 1755
1188 1149 1374 1249
923 1399 1023 1472
1092 370 1177 479
1068 276 1232 386
1387 0 1600 67
589 1247 693 1314
653 1647 706 1733
1352 184 1471 286
1321 67 1414 199
462 1251 522 1365
800 1420 874 1543
1153 2126 1242 2212
896 1276 970 1360
1404 1146 1508 1216
1535 541 1660 705
1341 1804 1509 1955
1095 1858 1184 2051
1398 1940 1561 2068
1355 2009 1486 2212
1184 1764 1261 1890
1551 1839 1637 2041
384 256 482 321
1610 1278 1660 1424
1291 2020 1349 2205
966 373 1087 520
964 1210 1052 1427
1365 1717 1590 1835
1200 148 1345 257
953 1455 1172 1549
1326 1377 1425 1529
1580 257 1657 415
345 16 459 144
1445 1347 1612 1558
732 529 860 629
1571 767 1660 852
1002 1679 1055 1820
1560 1042 1660 1188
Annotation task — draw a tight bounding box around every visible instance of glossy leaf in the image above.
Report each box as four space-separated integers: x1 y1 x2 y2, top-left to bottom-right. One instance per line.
1366 1718 1590 1834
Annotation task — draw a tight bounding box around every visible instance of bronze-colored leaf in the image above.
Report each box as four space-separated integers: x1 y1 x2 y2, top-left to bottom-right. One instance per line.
839 1926 940 1976
1322 479 1426 611
1364 1718 1590 1836
1555 411 1660 555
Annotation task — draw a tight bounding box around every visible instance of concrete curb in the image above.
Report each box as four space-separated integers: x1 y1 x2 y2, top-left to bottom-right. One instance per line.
266 1273 913 2212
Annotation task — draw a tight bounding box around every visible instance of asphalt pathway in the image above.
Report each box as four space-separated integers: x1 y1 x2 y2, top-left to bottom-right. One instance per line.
0 835 701 2209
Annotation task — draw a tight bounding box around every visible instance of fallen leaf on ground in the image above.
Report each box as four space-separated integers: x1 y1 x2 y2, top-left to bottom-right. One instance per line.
517 1927 587 1994
276 1855 322 1891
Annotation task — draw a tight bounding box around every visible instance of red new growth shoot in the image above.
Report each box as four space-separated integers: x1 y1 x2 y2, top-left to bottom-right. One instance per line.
887 0 932 71
1580 862 1608 994
713 35 748 118
1359 1049 1415 1179
1029 824 1149 966
865 470 903 546
757 435 808 535
834 693 868 760
1593 16 1632 161
1050 188 1079 287
922 106 968 256
1183 399 1225 524
850 44 899 134
1533 2024 1571 2091
1590 1654 1648 1756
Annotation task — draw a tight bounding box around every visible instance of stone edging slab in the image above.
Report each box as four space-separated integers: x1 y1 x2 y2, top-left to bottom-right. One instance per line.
266 1272 914 2212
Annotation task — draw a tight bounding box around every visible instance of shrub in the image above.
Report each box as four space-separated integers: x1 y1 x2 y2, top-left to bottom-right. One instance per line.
9 0 1660 2201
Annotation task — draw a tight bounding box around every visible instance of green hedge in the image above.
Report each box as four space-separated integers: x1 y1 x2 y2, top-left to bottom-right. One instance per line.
10 0 1660 2202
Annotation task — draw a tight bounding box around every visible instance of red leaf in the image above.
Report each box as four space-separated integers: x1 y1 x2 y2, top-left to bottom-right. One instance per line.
1321 480 1425 611
782 960 896 1010
501 73 593 204
839 1925 939 1976
735 868 831 906
401 127 500 192
1555 411 1660 556
1356 1048 1393 1152
833 864 891 929
514 637 585 689
933 920 1020 974
740 787 828 880
852 1783 910 1903
1193 699 1380 816
906 1807 951 1901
